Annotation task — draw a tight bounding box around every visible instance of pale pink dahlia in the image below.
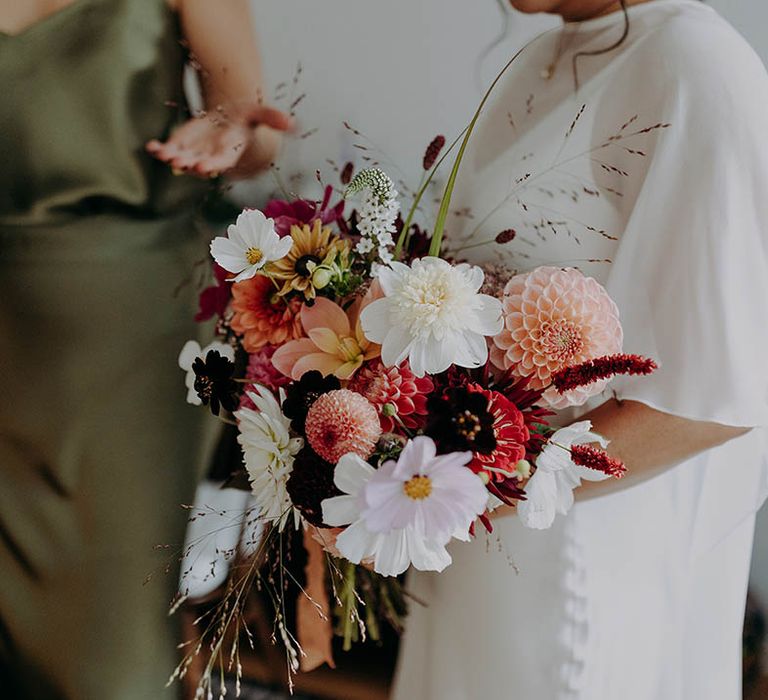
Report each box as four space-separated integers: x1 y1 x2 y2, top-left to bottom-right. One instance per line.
347 360 433 432
492 267 623 409
305 389 382 463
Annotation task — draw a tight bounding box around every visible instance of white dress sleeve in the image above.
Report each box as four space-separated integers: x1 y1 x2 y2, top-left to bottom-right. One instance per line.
603 21 768 428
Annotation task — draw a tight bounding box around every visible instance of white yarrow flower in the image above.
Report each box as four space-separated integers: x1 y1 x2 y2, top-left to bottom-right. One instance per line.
360 256 504 377
346 168 400 269
235 385 303 531
178 340 235 405
518 421 610 530
210 209 293 283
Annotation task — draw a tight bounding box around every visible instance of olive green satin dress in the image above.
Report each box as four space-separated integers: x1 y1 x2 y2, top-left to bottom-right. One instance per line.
0 1 211 697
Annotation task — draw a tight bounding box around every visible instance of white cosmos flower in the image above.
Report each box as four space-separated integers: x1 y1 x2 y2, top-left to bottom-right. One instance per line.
321 437 488 577
235 385 303 531
359 256 503 377
210 209 293 283
518 421 610 530
178 339 234 405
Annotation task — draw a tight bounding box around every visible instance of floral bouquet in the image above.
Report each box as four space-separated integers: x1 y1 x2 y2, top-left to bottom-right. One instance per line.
173 70 657 693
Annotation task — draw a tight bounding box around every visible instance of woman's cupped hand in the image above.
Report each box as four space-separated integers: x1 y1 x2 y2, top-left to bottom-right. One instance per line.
146 103 294 179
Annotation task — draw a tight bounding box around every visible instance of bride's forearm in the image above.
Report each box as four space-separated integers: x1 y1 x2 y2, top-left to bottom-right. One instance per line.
492 399 749 519
574 399 750 500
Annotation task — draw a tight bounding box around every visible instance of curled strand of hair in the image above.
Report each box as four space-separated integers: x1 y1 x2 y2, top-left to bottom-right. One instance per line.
571 0 630 91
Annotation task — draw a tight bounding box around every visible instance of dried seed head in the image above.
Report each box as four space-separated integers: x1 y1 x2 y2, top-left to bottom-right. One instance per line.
495 229 517 244
423 134 446 171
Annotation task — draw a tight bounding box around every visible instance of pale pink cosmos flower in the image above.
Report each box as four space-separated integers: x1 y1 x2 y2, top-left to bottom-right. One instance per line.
321 438 488 577
363 436 487 543
492 267 623 409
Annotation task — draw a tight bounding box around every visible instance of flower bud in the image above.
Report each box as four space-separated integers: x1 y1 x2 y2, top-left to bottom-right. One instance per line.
381 402 397 417
311 266 333 289
514 459 532 479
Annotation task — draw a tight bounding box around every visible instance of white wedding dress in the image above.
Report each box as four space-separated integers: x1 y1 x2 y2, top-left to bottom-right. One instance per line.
392 2 768 699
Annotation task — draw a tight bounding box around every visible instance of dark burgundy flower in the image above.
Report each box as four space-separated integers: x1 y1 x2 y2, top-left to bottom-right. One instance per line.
403 220 431 259
425 386 497 456
192 349 239 416
195 264 231 322
551 354 658 393
281 370 341 434
263 185 345 236
285 446 342 526
486 478 527 506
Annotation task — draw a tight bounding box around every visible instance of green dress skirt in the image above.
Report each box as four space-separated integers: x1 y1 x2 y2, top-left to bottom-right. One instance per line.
0 0 212 696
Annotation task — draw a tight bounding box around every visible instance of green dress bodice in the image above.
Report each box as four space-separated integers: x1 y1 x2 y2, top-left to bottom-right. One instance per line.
0 0 207 228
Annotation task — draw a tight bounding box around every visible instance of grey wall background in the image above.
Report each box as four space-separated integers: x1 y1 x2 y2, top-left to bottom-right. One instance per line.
247 0 768 613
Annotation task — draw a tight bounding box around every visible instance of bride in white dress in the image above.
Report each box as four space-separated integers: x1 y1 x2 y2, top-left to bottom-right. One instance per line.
392 1 768 699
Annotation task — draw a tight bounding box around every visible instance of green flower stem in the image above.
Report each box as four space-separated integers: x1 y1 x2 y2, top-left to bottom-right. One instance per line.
399 171 426 255
394 128 467 259
341 561 357 651
364 589 381 642
429 31 555 258
451 237 496 253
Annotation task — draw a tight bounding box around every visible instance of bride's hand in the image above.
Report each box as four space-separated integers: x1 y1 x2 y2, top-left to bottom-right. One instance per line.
145 104 294 179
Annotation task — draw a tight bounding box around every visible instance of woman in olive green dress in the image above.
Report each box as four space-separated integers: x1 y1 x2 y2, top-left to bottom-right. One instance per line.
0 0 291 697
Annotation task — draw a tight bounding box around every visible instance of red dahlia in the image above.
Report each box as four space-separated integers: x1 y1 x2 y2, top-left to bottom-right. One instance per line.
466 383 530 482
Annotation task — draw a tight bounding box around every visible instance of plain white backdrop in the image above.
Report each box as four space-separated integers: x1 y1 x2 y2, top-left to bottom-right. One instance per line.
246 0 768 612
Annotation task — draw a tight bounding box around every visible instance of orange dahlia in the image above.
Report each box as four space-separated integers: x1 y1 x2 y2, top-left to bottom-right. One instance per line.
230 275 303 352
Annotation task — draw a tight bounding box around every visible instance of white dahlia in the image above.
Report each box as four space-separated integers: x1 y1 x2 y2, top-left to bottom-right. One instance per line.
235 385 303 531
359 256 503 377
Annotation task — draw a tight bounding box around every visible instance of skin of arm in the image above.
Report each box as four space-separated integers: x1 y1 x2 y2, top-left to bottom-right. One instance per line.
147 0 292 178
494 400 750 518
574 399 750 500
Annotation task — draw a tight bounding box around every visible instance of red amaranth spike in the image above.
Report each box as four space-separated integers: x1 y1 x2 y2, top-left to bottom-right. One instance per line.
552 354 658 393
570 444 627 478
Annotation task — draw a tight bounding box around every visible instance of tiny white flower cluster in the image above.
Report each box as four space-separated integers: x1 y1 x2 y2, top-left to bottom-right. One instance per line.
345 168 400 275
